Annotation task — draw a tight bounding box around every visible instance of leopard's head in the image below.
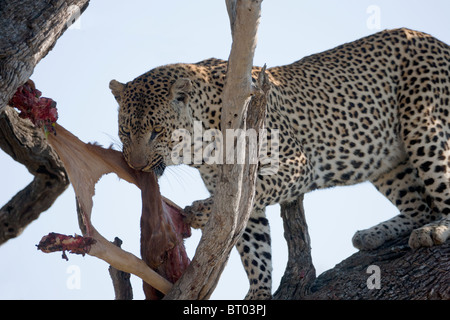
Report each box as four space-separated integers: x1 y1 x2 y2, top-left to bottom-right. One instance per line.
110 67 194 177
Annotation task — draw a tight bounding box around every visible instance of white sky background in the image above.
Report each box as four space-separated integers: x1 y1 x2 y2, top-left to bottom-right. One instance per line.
0 0 449 300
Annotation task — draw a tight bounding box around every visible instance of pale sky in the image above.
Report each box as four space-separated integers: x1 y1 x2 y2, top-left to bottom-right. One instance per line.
1 0 449 299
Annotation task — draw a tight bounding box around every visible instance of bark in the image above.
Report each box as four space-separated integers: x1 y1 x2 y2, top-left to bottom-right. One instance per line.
164 0 265 300
108 237 133 300
307 235 449 300
0 0 90 111
0 107 69 244
273 196 316 299
274 196 450 300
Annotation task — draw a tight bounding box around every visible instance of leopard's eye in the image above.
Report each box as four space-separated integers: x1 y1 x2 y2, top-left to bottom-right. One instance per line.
150 126 163 141
119 126 131 139
175 93 187 103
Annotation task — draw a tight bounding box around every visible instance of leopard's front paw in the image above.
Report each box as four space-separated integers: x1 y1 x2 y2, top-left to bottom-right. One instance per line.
408 218 450 249
352 229 387 251
183 198 213 230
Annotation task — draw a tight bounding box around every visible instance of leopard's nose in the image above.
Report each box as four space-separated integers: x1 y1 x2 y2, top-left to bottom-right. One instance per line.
127 152 149 171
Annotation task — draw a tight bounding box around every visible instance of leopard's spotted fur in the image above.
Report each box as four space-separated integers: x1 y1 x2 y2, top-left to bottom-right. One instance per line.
111 28 450 299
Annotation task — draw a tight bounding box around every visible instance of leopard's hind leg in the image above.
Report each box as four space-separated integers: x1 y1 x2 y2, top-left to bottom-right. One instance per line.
397 62 450 248
353 161 440 250
402 126 450 249
395 36 450 248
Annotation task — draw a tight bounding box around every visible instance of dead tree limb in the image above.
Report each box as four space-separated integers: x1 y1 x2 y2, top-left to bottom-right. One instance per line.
0 107 69 244
273 196 316 299
108 237 133 300
164 0 264 300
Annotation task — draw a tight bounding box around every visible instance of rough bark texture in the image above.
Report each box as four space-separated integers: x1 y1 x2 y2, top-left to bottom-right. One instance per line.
274 196 450 300
0 0 90 111
0 107 69 244
273 196 316 299
108 237 133 300
164 0 264 300
308 235 449 300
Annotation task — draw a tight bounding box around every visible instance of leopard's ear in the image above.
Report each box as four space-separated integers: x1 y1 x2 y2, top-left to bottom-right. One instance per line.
109 80 126 103
170 78 192 108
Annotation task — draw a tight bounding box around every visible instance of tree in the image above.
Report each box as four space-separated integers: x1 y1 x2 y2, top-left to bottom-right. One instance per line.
1 0 448 300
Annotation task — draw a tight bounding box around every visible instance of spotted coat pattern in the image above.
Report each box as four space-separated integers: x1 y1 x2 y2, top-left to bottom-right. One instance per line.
110 29 450 299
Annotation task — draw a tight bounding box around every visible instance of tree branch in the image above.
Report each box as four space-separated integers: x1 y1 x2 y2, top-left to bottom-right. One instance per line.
273 196 316 299
0 107 69 244
308 235 449 299
108 237 133 300
274 195 450 300
0 0 90 111
164 0 264 300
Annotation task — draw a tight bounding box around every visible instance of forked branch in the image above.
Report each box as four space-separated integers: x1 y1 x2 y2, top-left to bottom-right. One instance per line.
164 0 265 300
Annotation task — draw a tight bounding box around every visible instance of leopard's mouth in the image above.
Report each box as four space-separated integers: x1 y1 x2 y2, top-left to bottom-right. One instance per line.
152 160 166 178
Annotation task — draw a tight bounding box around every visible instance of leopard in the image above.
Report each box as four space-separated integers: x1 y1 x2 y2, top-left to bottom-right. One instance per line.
110 28 450 300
